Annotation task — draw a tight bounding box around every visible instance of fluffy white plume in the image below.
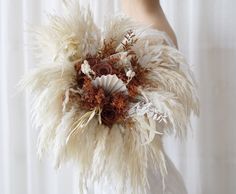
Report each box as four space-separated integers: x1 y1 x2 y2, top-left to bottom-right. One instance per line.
32 0 101 63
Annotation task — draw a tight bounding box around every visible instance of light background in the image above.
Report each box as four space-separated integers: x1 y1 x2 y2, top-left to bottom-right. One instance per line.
0 0 236 194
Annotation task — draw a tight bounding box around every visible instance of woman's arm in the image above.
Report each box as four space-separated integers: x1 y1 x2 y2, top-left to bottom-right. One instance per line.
121 0 178 47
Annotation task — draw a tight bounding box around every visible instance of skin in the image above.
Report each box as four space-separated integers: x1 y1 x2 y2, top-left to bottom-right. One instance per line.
121 0 178 47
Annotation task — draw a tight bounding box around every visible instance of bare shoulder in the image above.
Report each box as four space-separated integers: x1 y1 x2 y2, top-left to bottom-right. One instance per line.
121 0 178 47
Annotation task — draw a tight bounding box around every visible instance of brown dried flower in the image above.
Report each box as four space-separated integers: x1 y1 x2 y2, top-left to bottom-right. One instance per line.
92 61 113 77
127 83 138 98
95 88 106 105
86 57 100 67
101 105 118 127
111 92 128 113
80 78 106 109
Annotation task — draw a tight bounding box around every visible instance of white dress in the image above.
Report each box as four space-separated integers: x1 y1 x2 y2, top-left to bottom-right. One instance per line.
89 152 188 194
147 154 188 194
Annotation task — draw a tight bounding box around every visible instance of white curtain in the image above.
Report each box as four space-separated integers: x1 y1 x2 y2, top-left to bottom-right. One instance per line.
1 0 236 194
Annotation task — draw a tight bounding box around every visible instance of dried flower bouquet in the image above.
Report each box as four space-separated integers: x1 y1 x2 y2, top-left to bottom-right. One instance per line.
21 1 199 194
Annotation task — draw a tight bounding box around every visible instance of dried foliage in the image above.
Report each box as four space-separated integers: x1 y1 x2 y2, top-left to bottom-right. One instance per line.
80 77 106 109
98 39 116 59
122 30 138 52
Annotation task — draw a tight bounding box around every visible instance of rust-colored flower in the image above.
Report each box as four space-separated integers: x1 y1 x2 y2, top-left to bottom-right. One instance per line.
92 61 113 77
127 83 138 98
80 78 107 109
95 88 105 105
111 92 128 113
101 105 118 127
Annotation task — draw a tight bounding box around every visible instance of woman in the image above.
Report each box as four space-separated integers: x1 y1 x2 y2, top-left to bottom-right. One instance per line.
121 1 187 193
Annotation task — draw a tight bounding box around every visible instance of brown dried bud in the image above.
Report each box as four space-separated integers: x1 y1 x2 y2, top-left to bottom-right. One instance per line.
101 105 118 127
92 61 113 77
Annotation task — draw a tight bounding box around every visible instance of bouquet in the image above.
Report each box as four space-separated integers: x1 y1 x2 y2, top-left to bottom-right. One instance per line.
21 1 199 193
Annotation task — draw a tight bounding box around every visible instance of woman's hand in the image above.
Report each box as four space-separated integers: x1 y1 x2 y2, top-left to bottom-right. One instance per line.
121 0 178 47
